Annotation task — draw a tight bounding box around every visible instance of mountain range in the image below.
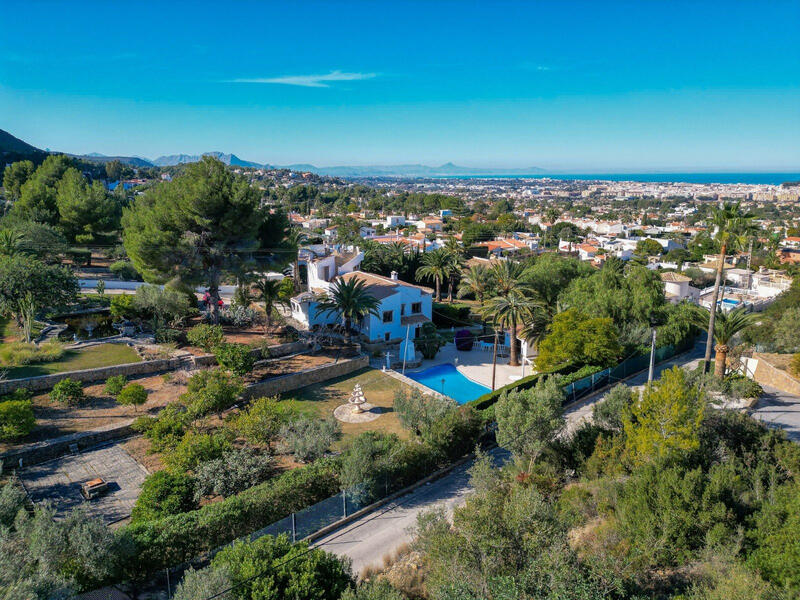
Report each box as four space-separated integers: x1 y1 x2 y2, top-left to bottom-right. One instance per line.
0 128 545 177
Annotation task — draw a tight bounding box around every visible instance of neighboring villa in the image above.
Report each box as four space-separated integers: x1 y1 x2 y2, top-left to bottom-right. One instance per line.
290 246 433 350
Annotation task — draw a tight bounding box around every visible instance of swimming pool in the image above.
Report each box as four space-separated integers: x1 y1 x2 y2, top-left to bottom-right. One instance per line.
406 363 491 404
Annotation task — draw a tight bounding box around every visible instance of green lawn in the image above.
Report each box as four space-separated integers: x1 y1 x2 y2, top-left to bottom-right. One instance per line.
4 343 142 379
282 367 412 445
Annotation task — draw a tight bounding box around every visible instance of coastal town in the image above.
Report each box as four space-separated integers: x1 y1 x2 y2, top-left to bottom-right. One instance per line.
2 1 800 598
0 140 799 599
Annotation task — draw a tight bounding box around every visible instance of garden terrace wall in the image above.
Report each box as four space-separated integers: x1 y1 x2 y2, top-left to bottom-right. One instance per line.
242 354 369 399
748 353 800 396
0 421 135 469
0 340 310 395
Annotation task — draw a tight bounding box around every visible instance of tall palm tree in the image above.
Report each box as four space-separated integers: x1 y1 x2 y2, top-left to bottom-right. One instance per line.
703 203 757 371
457 263 489 306
481 290 536 367
693 306 757 378
488 259 529 296
416 248 449 302
254 277 287 331
285 228 308 293
316 277 380 344
443 238 465 303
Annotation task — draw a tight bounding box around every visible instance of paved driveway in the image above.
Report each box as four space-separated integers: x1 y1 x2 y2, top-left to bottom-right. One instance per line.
19 443 147 525
751 384 800 442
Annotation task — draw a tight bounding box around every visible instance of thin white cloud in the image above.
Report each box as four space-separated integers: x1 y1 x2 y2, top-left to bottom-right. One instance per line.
227 70 376 88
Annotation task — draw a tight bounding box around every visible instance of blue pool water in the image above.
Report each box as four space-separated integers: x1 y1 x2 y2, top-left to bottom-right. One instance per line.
721 298 741 307
406 364 490 404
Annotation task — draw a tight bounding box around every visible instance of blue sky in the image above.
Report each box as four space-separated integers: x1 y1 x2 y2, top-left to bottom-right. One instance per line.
1 0 798 171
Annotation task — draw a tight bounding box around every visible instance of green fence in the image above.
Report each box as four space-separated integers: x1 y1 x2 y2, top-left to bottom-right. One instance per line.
561 336 697 404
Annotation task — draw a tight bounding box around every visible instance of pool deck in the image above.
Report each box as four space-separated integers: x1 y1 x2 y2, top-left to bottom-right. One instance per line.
400 342 531 392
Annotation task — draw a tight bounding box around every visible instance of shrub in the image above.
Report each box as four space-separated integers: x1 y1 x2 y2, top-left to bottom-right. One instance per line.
724 374 763 400
213 342 255 375
454 328 475 351
279 416 340 462
171 566 232 600
194 448 274 499
211 534 352 600
592 384 635 431
416 322 444 360
341 580 406 600
339 432 400 502
231 396 298 446
110 293 135 319
216 305 261 328
154 327 186 345
131 470 197 523
50 378 85 406
0 341 65 366
394 388 456 437
0 480 27 527
0 398 35 441
495 376 566 466
421 405 483 462
116 383 148 412
182 369 244 418
109 260 140 281
104 374 127 397
791 353 800 378
122 459 339 578
186 323 224 352
132 403 189 452
164 430 233 472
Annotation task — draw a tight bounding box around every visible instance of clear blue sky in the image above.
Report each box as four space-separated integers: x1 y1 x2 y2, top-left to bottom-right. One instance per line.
1 0 798 171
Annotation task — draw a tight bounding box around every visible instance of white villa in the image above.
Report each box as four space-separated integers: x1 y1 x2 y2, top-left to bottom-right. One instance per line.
290 246 433 349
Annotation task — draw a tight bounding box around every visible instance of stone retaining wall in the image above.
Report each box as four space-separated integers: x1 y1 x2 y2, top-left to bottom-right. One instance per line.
0 340 309 395
1 421 136 469
243 354 369 399
750 353 800 396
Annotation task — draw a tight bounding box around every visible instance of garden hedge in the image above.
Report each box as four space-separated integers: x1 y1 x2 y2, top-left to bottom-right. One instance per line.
466 364 605 411
120 458 339 577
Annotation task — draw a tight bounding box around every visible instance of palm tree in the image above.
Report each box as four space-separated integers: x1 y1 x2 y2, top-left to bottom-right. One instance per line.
702 203 757 371
316 277 380 344
488 259 529 296
254 277 287 331
443 238 465 303
481 290 536 367
457 264 489 306
286 228 308 293
416 248 449 302
0 230 24 257
693 306 757 378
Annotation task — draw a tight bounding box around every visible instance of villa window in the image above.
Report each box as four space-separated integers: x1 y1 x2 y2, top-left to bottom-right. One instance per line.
401 304 406 316
382 310 393 323
411 302 422 314
385 332 391 341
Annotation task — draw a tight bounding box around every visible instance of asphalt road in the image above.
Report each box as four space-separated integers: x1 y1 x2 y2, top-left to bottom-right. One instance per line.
751 383 800 442
313 342 708 575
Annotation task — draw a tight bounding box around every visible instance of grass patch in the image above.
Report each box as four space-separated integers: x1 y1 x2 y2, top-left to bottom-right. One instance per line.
281 367 411 445
0 317 44 343
3 343 141 379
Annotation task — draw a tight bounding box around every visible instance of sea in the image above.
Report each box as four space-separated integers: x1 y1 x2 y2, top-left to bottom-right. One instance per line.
438 173 800 185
